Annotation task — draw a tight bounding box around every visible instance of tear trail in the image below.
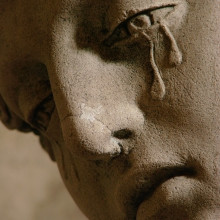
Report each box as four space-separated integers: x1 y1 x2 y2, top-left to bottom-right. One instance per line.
127 15 183 101
159 20 182 66
141 32 166 100
149 40 166 100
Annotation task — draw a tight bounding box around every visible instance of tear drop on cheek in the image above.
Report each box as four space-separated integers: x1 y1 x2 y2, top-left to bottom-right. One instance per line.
126 15 184 101
149 40 166 100
159 20 182 66
140 31 166 100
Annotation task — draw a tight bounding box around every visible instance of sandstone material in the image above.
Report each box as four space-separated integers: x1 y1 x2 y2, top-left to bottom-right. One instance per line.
0 1 220 219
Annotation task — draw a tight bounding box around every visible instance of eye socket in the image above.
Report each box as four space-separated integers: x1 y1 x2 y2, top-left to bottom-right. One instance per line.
32 95 55 132
103 23 131 47
103 6 174 47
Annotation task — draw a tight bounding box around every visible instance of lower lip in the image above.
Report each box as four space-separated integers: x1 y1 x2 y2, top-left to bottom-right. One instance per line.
136 176 195 220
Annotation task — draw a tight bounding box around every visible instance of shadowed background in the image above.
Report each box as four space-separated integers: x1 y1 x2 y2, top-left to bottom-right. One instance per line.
0 123 87 220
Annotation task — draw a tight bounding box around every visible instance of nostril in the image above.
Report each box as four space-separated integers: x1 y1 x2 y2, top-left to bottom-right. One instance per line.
112 128 133 139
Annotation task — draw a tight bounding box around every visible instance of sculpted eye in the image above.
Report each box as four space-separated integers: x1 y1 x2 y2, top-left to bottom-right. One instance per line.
103 22 131 47
32 95 55 131
103 4 185 101
103 6 174 47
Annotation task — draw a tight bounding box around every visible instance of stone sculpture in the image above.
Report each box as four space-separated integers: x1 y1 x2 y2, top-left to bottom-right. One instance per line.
0 0 220 219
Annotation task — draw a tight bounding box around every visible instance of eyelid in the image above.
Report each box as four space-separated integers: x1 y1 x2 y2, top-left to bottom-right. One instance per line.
104 0 183 39
103 5 175 47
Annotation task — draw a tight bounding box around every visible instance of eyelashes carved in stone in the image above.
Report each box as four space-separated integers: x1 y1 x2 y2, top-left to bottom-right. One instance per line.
103 6 174 46
103 5 183 101
32 95 55 132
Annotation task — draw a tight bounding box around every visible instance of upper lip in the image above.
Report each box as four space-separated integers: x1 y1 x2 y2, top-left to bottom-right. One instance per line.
115 164 196 219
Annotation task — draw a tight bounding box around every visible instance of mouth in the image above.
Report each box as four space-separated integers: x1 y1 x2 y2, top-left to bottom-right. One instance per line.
115 165 196 219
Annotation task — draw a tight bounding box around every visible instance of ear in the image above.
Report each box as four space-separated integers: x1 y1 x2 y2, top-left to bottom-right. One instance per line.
39 135 56 161
0 94 32 132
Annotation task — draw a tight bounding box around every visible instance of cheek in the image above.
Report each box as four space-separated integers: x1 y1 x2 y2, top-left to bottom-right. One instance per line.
161 1 220 116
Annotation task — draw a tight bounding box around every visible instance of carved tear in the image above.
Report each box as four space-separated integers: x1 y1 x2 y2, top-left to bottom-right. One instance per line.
104 4 185 101
126 7 183 100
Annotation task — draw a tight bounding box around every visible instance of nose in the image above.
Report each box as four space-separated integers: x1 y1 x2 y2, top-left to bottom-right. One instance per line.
112 128 133 140
46 13 171 162
47 19 149 161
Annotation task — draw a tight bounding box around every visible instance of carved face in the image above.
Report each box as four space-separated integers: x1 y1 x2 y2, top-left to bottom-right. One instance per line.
0 0 220 219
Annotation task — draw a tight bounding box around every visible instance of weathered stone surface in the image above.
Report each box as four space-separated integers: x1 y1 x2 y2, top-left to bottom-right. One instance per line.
0 0 220 219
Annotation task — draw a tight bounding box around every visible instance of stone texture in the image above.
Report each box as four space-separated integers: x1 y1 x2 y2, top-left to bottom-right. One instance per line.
0 1 220 219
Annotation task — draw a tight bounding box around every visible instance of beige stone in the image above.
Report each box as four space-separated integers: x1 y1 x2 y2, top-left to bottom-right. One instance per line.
0 0 220 219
